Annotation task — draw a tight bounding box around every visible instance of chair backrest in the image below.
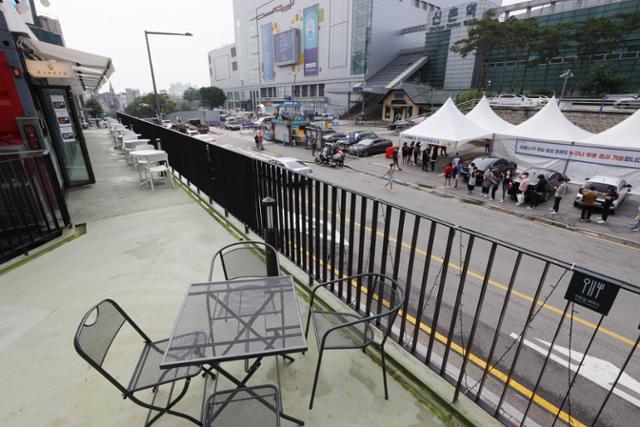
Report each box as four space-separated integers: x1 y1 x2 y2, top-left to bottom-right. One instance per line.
74 299 150 393
136 144 155 151
209 241 280 281
358 274 405 340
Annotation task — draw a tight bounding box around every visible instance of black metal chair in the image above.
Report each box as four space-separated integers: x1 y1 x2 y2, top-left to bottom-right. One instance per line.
202 385 282 427
305 273 405 409
208 241 280 281
74 299 204 427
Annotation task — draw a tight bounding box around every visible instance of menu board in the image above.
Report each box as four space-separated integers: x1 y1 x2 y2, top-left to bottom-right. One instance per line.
51 94 76 142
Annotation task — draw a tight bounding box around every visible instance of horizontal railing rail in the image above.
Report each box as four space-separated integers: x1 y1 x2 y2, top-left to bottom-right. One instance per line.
119 113 640 427
0 150 70 263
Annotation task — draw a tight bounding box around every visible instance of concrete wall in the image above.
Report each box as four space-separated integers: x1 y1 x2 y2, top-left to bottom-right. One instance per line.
493 107 633 134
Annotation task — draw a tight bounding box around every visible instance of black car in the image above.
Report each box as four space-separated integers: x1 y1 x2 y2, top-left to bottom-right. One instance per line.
387 120 413 131
348 138 393 157
460 157 517 185
336 131 378 147
509 168 567 202
322 132 346 143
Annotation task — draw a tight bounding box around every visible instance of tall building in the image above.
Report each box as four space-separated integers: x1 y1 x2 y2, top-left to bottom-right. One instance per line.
168 82 197 100
208 0 445 114
125 88 141 105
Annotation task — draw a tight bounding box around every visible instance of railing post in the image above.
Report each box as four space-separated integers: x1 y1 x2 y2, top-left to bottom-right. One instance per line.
261 196 278 276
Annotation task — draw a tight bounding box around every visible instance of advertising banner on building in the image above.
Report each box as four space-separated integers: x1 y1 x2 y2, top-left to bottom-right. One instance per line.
274 29 300 66
303 5 319 76
515 139 640 169
261 23 274 81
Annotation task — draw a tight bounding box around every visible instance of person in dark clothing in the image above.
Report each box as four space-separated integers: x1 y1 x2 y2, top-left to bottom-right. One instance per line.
311 140 318 156
401 142 409 164
413 143 420 166
392 147 401 170
430 147 438 171
408 142 415 165
422 148 429 171
440 144 447 156
598 185 619 224
254 134 261 150
527 174 547 209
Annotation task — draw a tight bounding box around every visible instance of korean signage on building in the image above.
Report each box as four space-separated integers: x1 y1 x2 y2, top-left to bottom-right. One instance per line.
428 2 481 32
516 139 640 169
25 60 74 79
303 4 319 76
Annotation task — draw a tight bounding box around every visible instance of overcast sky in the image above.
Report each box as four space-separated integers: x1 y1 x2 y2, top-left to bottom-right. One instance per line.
36 0 527 95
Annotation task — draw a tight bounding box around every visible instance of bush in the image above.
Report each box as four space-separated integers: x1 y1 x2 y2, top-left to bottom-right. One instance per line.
456 89 485 106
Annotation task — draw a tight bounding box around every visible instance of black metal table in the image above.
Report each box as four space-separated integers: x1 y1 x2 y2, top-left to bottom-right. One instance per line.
161 276 308 425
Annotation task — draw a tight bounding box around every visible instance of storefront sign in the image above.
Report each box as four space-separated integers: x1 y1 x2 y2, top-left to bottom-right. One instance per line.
429 2 479 32
303 5 319 76
516 139 640 169
26 60 73 79
261 23 274 81
274 29 300 66
564 271 619 316
50 94 76 143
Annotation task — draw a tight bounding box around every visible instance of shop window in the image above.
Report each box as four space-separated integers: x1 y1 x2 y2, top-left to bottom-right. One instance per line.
302 85 308 97
310 85 317 97
319 84 325 97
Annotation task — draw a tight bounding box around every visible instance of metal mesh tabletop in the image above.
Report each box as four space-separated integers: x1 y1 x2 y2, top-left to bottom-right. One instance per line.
161 276 307 368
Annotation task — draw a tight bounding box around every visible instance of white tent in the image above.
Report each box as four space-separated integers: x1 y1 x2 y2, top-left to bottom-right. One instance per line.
400 98 492 148
499 96 593 142
466 96 515 133
581 108 640 149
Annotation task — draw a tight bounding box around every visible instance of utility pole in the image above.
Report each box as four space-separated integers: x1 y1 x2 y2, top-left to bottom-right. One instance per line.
559 69 574 100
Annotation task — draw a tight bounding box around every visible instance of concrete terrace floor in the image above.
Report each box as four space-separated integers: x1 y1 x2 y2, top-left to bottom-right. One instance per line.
0 129 451 427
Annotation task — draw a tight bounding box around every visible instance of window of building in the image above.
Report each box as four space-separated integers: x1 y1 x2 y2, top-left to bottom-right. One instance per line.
302 85 308 97
350 0 372 75
310 85 317 97
318 84 325 97
260 88 267 98
232 61 238 71
230 47 236 57
208 56 211 64
293 85 301 97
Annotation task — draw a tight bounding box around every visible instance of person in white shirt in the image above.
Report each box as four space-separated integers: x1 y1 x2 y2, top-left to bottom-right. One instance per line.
516 172 529 206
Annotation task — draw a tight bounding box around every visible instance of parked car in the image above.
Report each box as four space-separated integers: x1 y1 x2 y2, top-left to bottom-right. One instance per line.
527 95 550 107
161 120 172 128
460 157 517 185
614 95 640 109
253 115 275 127
348 138 393 157
387 120 413 131
322 132 346 143
574 175 632 213
488 94 537 108
269 157 313 176
336 131 378 147
508 168 566 202
224 117 242 130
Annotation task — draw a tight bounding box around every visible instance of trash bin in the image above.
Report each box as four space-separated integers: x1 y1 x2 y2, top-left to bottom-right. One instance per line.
385 146 395 159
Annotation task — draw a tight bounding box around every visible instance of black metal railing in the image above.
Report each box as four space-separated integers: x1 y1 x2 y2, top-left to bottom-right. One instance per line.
119 113 640 427
0 150 70 263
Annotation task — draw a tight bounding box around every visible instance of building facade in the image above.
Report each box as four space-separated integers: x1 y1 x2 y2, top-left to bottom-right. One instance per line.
208 0 446 114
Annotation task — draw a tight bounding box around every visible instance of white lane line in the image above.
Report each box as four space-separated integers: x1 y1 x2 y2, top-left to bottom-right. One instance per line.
510 332 640 408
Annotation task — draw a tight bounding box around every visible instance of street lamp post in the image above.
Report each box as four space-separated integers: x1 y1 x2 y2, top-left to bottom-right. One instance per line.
144 30 193 118
559 69 574 100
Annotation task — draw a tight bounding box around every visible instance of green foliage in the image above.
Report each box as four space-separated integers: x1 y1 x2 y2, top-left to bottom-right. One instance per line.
528 87 555 97
456 89 485 106
84 96 103 118
183 87 200 101
579 61 628 95
199 86 226 109
124 93 177 117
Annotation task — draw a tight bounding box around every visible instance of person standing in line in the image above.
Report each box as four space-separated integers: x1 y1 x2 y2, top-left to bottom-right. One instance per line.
440 144 447 156
408 142 415 165
451 152 461 169
579 185 598 222
481 168 494 198
516 172 529 206
430 146 438 172
311 139 318 157
401 142 409 165
392 147 401 171
422 147 429 172
597 185 619 224
467 163 477 195
443 163 454 188
490 169 501 201
383 163 396 192
500 169 513 202
550 176 568 214
413 142 421 166
453 162 462 188
630 207 640 232
527 174 547 209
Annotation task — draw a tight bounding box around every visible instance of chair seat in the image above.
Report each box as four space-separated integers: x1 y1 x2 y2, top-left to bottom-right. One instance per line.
127 338 201 392
203 385 281 427
148 165 169 173
311 310 374 350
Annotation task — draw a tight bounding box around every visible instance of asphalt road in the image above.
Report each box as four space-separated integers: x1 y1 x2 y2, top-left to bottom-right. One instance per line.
213 129 640 427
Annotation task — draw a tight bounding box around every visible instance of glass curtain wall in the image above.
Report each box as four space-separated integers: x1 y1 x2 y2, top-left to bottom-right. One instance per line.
351 0 373 75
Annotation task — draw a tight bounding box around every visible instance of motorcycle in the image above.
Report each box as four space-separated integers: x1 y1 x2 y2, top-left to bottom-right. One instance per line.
315 144 345 167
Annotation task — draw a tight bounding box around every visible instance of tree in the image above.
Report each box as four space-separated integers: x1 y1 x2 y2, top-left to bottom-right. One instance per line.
124 93 177 117
579 61 628 95
199 86 226 109
183 87 200 102
85 96 103 118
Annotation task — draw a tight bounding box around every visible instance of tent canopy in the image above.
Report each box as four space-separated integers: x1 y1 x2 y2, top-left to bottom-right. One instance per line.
400 98 492 145
498 96 593 142
466 96 515 133
580 108 640 149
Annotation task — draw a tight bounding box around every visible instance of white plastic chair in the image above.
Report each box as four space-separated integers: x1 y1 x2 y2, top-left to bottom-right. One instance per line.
141 152 175 192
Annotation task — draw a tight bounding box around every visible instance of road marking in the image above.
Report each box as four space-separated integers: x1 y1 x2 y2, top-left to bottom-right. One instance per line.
513 332 640 409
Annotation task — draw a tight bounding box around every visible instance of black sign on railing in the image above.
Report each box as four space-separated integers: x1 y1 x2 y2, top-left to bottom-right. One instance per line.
564 271 620 315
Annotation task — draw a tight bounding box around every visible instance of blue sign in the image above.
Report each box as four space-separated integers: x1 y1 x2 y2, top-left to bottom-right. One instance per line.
274 29 299 66
262 23 274 81
303 5 319 76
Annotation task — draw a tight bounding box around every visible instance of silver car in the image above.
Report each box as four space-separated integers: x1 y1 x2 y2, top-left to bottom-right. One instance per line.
574 175 632 213
269 157 313 176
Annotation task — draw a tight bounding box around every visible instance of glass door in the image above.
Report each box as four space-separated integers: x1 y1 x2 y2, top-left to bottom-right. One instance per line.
38 87 95 187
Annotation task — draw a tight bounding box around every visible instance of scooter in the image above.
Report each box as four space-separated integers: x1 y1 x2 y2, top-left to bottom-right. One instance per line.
315 144 345 167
